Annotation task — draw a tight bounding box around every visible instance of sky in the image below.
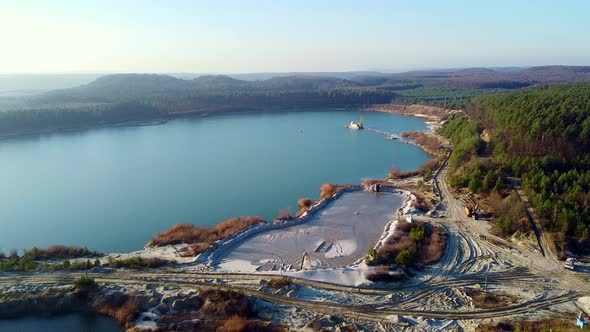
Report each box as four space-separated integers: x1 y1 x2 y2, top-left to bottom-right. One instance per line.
0 0 589 74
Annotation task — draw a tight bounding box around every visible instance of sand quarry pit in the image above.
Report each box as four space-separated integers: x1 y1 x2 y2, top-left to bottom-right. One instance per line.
217 191 403 272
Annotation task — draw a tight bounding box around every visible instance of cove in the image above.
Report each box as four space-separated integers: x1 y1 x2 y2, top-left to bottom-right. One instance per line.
0 109 429 253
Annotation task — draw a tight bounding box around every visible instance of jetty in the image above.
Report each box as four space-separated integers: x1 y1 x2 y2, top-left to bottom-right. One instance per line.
366 127 416 146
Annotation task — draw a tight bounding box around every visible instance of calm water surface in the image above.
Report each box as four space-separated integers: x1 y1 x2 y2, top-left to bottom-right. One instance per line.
0 313 122 332
0 110 429 253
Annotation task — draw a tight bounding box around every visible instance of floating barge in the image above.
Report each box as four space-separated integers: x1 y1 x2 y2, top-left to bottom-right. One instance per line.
345 117 364 130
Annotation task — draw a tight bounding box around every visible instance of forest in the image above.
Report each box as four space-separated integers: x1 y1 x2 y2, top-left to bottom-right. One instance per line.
440 83 590 254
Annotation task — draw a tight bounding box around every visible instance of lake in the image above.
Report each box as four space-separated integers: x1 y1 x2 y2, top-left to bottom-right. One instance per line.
0 109 429 253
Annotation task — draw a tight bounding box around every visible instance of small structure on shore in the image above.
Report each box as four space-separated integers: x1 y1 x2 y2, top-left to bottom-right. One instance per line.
364 183 381 192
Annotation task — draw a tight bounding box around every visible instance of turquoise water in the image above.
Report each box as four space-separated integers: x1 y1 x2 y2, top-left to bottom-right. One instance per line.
0 110 429 253
0 313 122 332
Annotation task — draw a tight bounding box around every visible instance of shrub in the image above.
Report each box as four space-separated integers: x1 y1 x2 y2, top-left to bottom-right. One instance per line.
465 289 513 309
388 165 419 179
24 245 97 260
401 131 443 155
410 225 425 242
319 183 337 200
96 294 142 327
178 243 211 257
223 315 248 332
297 198 313 209
275 208 293 221
106 256 169 269
74 276 96 294
200 288 251 317
295 198 314 217
0 255 37 272
395 250 413 266
151 216 266 246
266 277 291 289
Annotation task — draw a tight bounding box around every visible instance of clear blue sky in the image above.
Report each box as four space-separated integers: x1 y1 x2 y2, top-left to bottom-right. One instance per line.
0 0 588 73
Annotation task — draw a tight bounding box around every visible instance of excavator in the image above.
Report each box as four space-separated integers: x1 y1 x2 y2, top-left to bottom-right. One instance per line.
462 195 479 220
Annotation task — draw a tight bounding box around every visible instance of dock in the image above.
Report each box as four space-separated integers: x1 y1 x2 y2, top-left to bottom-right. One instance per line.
365 127 416 145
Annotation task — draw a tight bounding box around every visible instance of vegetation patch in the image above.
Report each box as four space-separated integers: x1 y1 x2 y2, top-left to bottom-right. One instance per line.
95 293 143 328
476 319 580 332
387 158 442 183
368 220 447 269
158 288 283 332
265 277 292 290
73 276 97 296
465 289 515 309
24 245 100 260
294 183 349 218
150 216 266 252
105 256 169 269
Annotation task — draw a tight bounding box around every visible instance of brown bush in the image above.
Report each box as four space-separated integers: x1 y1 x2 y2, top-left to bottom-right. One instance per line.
297 198 313 209
266 277 291 289
401 131 443 155
295 198 314 218
95 294 142 327
179 243 211 257
151 216 266 247
222 315 248 332
319 183 337 200
417 159 440 174
387 165 419 179
465 289 514 309
275 208 293 221
200 288 251 317
418 228 448 265
412 194 432 212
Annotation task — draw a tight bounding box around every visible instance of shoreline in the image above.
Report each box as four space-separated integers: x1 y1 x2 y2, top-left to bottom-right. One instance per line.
0 106 360 141
3 104 449 265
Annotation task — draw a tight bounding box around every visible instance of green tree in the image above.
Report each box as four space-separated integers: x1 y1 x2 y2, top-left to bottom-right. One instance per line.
410 226 425 243
395 250 413 267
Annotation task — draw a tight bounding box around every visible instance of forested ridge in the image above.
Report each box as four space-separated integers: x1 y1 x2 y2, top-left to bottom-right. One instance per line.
440 83 590 254
1 66 590 137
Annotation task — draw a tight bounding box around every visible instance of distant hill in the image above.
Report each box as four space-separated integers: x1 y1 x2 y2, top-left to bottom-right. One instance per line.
2 65 590 137
229 71 387 81
252 75 361 90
